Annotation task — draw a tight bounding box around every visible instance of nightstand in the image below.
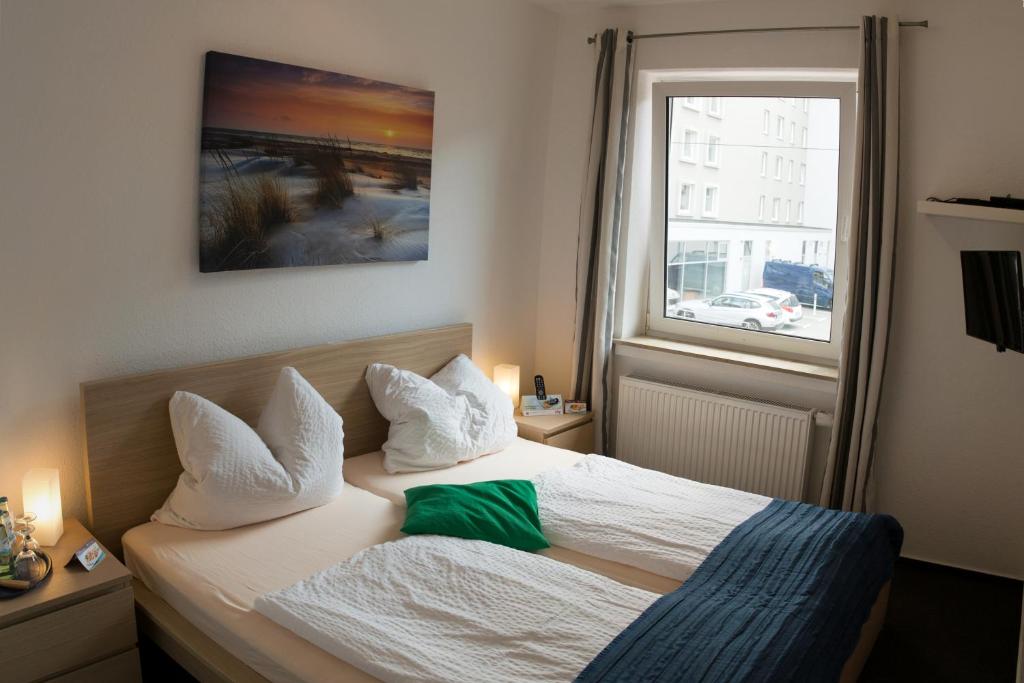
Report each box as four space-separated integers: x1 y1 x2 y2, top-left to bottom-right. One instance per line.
515 411 594 453
0 518 140 682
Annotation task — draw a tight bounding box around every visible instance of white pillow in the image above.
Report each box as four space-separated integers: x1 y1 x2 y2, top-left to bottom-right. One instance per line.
365 354 516 473
153 367 345 530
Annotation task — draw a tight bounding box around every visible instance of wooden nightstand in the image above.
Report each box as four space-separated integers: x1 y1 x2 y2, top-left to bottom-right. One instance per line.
515 411 594 453
0 518 141 682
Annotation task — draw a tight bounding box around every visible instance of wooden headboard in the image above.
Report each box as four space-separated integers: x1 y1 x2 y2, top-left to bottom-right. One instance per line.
80 323 472 557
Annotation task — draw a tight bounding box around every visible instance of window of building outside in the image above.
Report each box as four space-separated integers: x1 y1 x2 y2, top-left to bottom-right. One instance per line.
681 128 698 162
707 96 723 117
706 135 721 166
653 86 848 356
678 183 694 215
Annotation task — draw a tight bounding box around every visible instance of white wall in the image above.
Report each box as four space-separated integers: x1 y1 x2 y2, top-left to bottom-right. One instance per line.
533 0 1024 579
0 0 556 521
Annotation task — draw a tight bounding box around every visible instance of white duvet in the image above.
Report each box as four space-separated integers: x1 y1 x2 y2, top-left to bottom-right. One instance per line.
255 535 657 683
533 455 772 581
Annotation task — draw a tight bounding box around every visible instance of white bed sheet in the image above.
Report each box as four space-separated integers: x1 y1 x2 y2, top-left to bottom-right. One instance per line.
124 486 403 683
343 437 583 505
256 536 658 683
125 485 680 683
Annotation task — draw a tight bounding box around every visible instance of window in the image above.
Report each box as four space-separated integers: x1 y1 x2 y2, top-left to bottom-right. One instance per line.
652 81 853 360
681 129 698 162
683 96 701 111
801 127 808 147
665 241 729 306
703 185 720 217
705 135 720 166
707 97 723 117
802 98 810 113
678 183 694 215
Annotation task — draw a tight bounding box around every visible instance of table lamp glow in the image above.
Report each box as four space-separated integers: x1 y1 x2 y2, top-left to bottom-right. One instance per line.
22 468 63 546
493 364 521 408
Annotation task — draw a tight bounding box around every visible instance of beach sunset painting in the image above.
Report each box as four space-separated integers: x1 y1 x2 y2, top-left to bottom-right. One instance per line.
198 52 434 272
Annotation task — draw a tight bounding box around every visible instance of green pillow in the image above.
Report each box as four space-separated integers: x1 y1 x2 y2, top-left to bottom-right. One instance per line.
401 480 550 552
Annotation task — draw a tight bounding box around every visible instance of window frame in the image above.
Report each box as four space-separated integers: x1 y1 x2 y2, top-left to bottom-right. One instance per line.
648 80 856 364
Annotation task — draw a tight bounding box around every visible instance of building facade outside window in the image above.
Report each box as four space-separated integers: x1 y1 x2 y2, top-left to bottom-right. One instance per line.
652 81 853 358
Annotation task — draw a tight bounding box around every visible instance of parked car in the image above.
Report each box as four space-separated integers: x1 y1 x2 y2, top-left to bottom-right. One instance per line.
762 261 834 310
665 288 682 317
677 292 785 331
744 288 803 325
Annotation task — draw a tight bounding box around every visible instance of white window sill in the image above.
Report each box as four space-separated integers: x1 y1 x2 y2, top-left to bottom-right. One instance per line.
615 336 839 382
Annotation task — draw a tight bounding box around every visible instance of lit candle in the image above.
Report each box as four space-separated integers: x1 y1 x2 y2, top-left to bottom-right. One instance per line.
22 469 63 547
492 364 521 408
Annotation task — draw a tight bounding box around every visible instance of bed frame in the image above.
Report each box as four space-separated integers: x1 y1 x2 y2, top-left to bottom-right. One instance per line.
79 322 887 683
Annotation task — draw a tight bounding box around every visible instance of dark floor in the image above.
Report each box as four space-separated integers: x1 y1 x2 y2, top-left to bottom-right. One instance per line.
861 558 1022 682
139 558 1022 682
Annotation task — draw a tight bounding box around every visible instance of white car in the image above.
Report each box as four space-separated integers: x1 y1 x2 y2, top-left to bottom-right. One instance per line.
744 288 803 325
676 292 785 331
665 288 682 316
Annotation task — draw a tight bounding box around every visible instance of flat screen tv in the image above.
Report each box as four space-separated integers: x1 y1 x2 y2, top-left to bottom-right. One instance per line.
960 250 1024 353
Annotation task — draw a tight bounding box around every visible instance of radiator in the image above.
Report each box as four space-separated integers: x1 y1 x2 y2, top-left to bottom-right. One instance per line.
615 376 815 501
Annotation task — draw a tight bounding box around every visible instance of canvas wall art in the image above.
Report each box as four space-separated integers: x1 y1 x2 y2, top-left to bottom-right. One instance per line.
198 51 434 272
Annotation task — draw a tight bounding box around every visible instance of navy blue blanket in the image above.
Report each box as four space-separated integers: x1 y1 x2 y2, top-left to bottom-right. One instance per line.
577 499 902 683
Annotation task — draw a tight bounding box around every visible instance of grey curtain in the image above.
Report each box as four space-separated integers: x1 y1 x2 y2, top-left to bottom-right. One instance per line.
571 29 636 453
820 16 900 511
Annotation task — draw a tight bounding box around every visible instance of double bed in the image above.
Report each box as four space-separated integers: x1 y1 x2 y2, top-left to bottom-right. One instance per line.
80 323 894 683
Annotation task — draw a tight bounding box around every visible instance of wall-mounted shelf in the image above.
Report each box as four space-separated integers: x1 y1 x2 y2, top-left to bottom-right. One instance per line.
917 199 1024 225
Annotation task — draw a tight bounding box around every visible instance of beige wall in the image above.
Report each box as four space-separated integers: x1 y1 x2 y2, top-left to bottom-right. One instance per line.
533 0 1024 578
0 0 555 521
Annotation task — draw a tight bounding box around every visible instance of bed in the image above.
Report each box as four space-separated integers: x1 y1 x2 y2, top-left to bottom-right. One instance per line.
80 323 892 682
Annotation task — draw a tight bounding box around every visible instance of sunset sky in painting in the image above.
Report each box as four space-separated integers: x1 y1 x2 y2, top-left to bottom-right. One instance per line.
202 52 434 150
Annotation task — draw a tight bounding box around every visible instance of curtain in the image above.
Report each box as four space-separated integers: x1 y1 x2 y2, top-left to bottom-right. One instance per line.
820 16 900 511
570 29 636 454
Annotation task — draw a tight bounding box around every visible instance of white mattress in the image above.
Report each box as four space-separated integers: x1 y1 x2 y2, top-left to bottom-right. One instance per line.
124 486 402 683
343 436 584 506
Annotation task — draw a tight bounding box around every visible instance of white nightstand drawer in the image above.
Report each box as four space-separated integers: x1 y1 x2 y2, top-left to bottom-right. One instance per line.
0 586 136 682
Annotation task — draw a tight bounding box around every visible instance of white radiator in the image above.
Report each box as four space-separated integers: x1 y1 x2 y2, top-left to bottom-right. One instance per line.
615 376 815 501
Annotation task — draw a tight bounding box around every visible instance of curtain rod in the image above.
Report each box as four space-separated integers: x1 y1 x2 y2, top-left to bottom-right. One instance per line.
586 20 928 44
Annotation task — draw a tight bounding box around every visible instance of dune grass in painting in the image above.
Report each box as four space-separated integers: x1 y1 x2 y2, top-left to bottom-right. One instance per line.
198 52 434 272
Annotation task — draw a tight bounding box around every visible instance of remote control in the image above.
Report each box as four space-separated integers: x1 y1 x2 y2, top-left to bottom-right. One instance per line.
534 375 547 400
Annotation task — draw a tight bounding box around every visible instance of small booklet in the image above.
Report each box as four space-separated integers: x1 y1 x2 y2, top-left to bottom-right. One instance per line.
520 394 564 416
65 539 107 572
